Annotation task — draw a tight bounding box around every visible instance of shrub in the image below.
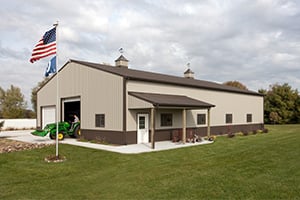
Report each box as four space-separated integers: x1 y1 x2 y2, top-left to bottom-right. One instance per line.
262 128 269 133
242 131 249 136
5 127 16 131
77 136 88 142
252 130 258 135
92 136 109 145
0 121 4 131
208 135 216 141
228 132 235 138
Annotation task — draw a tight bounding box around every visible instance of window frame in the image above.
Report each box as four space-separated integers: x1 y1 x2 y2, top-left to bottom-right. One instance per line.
246 114 252 123
197 113 206 125
138 116 146 129
95 114 105 128
160 113 173 127
225 113 233 124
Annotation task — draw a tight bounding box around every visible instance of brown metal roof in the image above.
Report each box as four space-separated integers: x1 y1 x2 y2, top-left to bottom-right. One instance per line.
129 92 215 108
70 59 262 96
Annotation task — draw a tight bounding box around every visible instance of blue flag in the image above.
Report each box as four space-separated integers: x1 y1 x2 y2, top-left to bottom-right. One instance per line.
45 56 56 77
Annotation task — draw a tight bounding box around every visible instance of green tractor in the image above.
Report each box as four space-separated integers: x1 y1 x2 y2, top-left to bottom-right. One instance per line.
31 121 81 140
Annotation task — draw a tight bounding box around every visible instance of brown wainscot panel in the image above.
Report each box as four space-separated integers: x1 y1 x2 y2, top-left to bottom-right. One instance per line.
210 123 264 135
125 131 137 145
81 129 125 145
82 123 264 145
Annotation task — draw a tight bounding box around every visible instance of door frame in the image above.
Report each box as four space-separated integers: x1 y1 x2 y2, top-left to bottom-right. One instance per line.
137 113 149 144
62 96 81 123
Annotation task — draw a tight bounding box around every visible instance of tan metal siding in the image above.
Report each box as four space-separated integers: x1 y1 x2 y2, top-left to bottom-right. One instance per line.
155 109 181 129
127 80 263 129
127 109 208 131
36 78 57 128
37 62 123 131
128 95 153 109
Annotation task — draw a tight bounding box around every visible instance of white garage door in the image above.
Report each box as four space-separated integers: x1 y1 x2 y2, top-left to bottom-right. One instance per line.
42 106 56 128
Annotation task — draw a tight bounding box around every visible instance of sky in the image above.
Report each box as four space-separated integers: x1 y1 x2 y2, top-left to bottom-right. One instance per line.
1 0 300 109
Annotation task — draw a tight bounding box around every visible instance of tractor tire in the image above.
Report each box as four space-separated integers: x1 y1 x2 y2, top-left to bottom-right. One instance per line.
49 133 55 139
49 132 65 140
73 126 81 138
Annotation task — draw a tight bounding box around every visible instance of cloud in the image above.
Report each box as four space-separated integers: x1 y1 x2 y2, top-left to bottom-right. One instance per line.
1 0 300 109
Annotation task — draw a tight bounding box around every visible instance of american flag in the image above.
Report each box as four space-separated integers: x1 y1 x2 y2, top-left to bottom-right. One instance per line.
30 27 56 63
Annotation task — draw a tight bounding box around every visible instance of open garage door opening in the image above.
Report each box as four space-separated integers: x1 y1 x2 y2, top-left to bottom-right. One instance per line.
63 99 81 124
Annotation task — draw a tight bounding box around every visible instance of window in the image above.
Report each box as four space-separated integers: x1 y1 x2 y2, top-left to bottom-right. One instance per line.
95 114 105 127
139 116 145 129
161 113 172 126
226 114 233 124
247 114 252 123
197 114 206 125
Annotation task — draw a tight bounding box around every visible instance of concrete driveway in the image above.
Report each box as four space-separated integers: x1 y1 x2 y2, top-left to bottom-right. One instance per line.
0 130 54 144
0 130 213 154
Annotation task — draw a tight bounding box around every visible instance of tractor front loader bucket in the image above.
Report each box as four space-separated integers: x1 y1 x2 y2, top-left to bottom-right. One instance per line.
31 129 49 137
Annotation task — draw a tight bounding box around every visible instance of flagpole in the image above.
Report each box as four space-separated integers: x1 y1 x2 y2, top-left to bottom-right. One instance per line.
54 21 59 158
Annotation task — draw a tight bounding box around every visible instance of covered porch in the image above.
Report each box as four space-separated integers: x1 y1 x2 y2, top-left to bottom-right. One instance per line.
128 92 215 149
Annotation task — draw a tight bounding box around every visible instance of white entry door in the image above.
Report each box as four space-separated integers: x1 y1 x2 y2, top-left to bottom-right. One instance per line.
137 114 149 143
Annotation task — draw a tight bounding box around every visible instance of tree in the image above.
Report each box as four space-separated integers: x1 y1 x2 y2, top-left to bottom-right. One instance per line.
0 86 5 118
31 78 49 114
1 85 27 119
269 111 281 124
24 109 36 118
261 83 300 124
292 93 300 123
223 81 248 90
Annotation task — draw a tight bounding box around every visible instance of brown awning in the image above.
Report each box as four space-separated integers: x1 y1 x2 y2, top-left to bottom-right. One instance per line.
129 92 215 109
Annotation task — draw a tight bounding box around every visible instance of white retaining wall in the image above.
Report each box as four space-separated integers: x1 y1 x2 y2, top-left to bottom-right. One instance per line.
0 119 36 130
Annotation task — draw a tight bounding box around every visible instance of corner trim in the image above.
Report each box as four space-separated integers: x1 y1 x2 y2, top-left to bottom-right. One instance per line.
123 77 127 144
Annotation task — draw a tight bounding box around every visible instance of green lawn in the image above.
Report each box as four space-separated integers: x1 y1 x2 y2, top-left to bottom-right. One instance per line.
0 125 299 199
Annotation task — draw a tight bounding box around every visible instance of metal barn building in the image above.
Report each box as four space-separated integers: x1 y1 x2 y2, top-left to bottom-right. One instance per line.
36 56 264 147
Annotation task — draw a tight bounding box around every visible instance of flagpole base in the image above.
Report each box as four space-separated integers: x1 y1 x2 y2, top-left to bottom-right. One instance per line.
45 154 66 163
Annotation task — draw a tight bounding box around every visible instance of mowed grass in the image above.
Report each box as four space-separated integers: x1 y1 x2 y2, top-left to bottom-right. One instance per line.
0 125 299 199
